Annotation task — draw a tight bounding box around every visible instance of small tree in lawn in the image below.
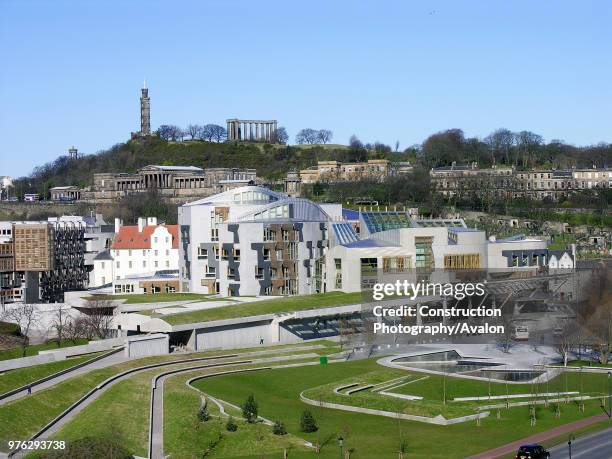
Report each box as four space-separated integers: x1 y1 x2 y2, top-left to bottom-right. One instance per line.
273 420 287 435
198 404 210 422
300 410 318 432
242 394 258 423
226 417 238 432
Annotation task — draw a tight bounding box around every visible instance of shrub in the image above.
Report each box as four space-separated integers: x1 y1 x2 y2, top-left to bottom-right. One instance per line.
226 417 238 432
273 420 287 435
242 394 258 423
197 405 210 422
300 410 318 432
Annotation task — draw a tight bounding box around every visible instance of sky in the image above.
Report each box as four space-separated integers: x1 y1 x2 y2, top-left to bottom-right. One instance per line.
1 0 611 177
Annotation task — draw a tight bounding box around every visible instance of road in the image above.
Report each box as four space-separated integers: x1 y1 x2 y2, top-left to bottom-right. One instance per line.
548 426 612 459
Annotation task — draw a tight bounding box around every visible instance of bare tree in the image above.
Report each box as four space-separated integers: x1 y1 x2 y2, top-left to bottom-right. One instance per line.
2 304 40 357
494 314 516 354
66 316 87 342
554 320 574 366
296 129 319 144
316 129 333 144
81 300 117 339
271 127 289 144
210 124 227 142
52 305 72 347
185 124 203 140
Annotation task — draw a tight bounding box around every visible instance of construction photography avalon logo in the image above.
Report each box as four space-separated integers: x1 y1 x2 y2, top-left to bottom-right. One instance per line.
0 1 611 458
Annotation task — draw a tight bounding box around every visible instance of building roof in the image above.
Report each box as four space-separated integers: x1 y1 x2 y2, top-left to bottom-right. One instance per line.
50 185 79 190
111 225 179 250
93 249 113 261
361 211 415 233
332 222 359 245
144 165 204 172
343 238 400 248
183 186 284 207
342 209 360 221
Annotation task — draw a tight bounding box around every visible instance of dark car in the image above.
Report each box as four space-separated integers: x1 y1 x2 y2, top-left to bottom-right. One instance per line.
515 444 550 459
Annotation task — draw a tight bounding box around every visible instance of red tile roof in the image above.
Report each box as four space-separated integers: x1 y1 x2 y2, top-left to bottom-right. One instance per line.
111 225 179 250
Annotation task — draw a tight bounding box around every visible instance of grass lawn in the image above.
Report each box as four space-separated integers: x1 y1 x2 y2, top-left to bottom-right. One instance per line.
193 359 611 458
35 351 335 457
163 291 364 325
551 359 612 368
0 353 103 396
0 341 336 452
85 292 214 304
0 339 89 361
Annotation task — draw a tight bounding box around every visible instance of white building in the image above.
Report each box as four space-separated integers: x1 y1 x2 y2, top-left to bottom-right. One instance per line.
178 186 333 297
91 217 179 291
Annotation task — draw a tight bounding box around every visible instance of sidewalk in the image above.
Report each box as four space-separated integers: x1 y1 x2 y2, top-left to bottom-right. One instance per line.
467 414 609 459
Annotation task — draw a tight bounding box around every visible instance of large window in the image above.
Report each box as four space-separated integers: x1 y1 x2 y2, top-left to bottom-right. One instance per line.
415 237 434 270
443 254 480 269
382 257 411 273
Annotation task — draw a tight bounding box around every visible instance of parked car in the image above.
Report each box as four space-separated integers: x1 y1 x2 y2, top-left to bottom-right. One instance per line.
515 444 550 459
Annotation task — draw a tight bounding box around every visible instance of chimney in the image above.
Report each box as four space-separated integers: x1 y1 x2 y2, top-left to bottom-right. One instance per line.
114 218 122 234
147 217 157 226
137 217 145 233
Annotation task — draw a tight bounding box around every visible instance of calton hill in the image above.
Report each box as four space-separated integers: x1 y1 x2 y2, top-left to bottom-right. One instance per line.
5 127 611 228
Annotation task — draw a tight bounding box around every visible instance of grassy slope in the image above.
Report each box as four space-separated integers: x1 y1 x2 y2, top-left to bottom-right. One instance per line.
0 341 336 451
193 359 610 459
0 353 102 396
0 339 89 361
87 292 214 304
163 291 363 325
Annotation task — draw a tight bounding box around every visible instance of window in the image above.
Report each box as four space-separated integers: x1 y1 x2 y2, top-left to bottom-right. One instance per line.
443 254 480 269
142 250 146 256
166 249 169 256
263 248 271 261
282 229 289 241
101 262 105 269
222 248 229 260
155 261 159 268
116 261 120 268
383 257 411 273
154 237 158 243
198 247 208 259
165 237 169 243
165 261 169 268
228 267 236 278
255 267 264 278
143 261 146 268
128 261 133 268
360 258 378 275
101 276 105 284
154 250 158 256
263 227 276 242
214 246 220 260
233 248 241 261
276 249 283 260
205 265 216 277
211 228 219 241
128 249 132 256
415 237 434 270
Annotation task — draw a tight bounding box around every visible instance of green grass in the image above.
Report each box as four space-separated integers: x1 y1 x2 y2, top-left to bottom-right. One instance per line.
0 353 103 396
193 359 612 458
551 359 612 368
0 341 336 452
85 292 214 304
163 291 364 325
0 339 89 361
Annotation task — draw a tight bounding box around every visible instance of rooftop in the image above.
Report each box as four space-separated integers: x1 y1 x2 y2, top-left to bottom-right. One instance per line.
111 224 179 250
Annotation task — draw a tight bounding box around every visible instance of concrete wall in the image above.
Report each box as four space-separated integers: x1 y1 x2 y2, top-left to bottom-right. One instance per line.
194 320 275 350
124 333 169 358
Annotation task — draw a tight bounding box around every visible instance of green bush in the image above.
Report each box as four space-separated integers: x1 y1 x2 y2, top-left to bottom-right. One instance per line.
273 420 287 435
300 410 318 433
241 394 258 423
226 417 238 432
197 404 210 422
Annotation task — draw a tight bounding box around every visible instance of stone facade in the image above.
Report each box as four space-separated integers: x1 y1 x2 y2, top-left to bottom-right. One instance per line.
299 159 411 184
226 119 277 142
81 165 258 203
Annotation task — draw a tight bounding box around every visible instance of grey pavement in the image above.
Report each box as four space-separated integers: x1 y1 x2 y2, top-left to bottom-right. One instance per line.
548 426 612 459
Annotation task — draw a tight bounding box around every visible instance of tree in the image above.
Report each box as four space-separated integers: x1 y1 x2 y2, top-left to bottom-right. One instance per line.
81 300 116 339
553 319 574 366
299 410 318 432
272 127 289 145
272 420 287 435
316 129 333 144
226 417 238 431
52 305 72 347
1 304 40 357
157 125 174 141
198 404 210 422
210 124 227 143
348 135 367 162
185 124 203 140
241 394 258 423
296 128 319 144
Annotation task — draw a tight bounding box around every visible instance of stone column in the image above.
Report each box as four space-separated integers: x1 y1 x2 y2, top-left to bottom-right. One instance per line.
256 123 260 141
227 121 231 140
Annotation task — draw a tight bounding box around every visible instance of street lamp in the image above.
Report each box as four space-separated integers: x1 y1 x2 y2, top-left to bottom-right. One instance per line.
601 371 612 420
567 434 575 459
338 436 344 459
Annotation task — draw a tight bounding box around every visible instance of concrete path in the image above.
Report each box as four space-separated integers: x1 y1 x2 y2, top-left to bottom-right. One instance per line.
0 350 129 405
467 414 609 458
548 426 612 458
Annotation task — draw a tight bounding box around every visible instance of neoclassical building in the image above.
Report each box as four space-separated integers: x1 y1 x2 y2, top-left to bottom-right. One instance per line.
82 165 257 203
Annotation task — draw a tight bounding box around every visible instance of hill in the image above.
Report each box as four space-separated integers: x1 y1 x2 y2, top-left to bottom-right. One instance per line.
19 137 407 195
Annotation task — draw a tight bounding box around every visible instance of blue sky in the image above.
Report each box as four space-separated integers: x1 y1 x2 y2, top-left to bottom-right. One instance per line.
1 0 610 177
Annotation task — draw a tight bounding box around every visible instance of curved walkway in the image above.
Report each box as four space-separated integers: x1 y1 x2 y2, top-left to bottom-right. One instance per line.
0 346 127 405
6 345 324 458
148 353 319 459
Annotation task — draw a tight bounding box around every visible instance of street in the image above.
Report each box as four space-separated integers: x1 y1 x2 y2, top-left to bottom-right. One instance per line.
548 426 612 459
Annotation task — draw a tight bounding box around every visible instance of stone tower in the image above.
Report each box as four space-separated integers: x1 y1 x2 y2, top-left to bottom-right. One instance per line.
140 80 151 135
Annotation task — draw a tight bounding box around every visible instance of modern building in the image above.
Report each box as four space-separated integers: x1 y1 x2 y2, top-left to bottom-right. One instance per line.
178 186 338 297
91 217 179 292
0 217 89 304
